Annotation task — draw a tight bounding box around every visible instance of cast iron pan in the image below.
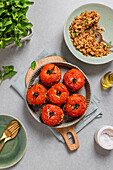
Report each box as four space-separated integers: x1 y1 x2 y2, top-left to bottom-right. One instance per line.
26 62 91 151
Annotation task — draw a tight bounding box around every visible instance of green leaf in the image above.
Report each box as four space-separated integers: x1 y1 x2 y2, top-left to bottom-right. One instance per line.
0 22 3 28
22 6 29 14
2 65 14 73
4 20 12 27
18 41 22 47
2 66 10 74
0 9 5 15
0 2 4 8
106 44 109 47
109 41 112 44
2 74 9 79
9 65 14 71
18 12 24 18
3 71 17 79
21 31 27 36
7 71 17 78
15 4 24 8
0 40 4 49
15 40 22 47
24 1 34 6
73 32 76 36
4 37 14 44
0 27 6 31
15 32 20 39
4 24 15 34
25 23 33 29
6 1 10 6
0 65 17 85
84 19 88 23
0 71 3 79
31 61 36 70
12 6 17 12
16 24 27 36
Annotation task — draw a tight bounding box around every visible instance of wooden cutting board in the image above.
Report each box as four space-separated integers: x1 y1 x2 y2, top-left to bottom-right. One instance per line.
25 55 67 86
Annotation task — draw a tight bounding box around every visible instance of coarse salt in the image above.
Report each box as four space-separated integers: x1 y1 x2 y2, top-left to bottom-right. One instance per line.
95 126 113 150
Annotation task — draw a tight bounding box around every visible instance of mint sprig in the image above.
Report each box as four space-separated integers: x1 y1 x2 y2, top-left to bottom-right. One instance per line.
0 65 17 85
31 61 36 70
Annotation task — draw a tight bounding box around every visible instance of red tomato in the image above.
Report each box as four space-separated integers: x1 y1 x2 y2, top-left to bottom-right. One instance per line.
27 83 47 105
63 69 85 92
40 64 61 86
48 83 69 105
65 93 87 117
41 104 64 126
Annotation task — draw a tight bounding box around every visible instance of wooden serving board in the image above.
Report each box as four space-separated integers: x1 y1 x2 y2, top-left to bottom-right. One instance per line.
25 55 66 86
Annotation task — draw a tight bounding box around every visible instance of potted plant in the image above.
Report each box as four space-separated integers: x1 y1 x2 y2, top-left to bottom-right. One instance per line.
0 0 34 49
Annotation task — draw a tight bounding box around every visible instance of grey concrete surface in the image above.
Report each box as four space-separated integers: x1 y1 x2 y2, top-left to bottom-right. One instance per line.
0 0 113 170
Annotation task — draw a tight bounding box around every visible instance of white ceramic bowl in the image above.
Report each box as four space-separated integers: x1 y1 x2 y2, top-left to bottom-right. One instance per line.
95 126 113 150
64 3 113 65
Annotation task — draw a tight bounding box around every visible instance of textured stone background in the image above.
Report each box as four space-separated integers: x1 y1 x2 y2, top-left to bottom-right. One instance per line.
0 0 113 170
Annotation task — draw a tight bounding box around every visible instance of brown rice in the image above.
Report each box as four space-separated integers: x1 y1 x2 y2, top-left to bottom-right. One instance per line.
69 11 111 57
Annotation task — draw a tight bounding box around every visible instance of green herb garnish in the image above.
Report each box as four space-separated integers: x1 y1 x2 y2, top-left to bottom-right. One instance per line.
33 92 39 97
49 112 54 117
106 41 112 47
0 65 17 85
106 44 109 47
73 32 76 36
31 61 36 70
84 19 88 23
47 70 52 74
0 0 34 49
57 91 61 96
73 103 79 109
73 78 77 83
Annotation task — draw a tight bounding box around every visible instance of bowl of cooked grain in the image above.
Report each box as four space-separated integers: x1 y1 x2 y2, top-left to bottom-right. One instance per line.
64 3 113 65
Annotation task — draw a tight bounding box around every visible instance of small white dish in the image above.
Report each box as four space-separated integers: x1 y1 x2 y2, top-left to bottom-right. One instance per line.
95 126 113 150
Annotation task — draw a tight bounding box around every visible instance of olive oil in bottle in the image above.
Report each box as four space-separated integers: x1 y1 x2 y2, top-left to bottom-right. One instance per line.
101 71 113 89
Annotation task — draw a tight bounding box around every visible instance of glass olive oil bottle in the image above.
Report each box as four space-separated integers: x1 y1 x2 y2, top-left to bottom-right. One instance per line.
101 71 113 89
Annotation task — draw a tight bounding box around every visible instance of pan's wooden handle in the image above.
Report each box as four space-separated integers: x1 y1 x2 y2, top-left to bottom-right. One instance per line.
56 125 79 151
